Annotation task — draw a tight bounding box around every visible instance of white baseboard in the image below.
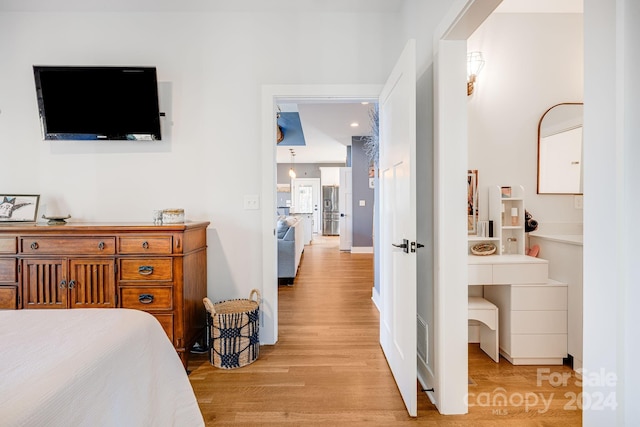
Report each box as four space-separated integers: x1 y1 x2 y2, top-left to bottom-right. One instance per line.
371 286 380 312
351 246 373 254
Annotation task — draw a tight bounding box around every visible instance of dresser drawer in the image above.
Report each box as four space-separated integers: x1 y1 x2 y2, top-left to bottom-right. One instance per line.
120 286 173 310
119 258 173 281
152 313 174 343
0 285 17 309
20 237 116 255
118 236 173 255
0 259 17 282
0 237 17 254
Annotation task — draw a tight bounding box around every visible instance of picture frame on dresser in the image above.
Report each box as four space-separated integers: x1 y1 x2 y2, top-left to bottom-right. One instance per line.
467 170 478 234
0 194 39 222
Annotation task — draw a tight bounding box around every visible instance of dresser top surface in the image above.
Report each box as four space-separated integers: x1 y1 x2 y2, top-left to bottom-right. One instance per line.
0 221 210 233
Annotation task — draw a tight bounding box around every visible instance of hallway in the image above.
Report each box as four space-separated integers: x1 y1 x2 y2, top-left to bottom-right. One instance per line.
188 237 581 425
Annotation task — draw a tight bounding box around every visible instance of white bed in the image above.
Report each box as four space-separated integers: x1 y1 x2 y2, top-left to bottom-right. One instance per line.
0 309 204 427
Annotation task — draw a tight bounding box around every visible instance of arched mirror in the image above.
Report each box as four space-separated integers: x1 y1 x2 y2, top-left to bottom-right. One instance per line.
537 103 584 194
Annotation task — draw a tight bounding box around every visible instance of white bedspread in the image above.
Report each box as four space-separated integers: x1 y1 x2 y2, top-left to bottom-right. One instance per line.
0 309 204 427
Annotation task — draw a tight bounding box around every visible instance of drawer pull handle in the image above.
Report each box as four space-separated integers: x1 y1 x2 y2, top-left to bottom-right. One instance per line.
142 241 149 249
138 265 154 275
30 242 39 250
68 280 76 289
59 280 67 289
139 294 154 304
98 241 105 250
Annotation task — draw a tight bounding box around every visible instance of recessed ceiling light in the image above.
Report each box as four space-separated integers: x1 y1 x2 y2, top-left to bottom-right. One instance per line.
361 102 369 105
350 122 359 127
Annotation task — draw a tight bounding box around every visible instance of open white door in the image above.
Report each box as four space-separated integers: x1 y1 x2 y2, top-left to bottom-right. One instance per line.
339 167 352 251
378 39 417 416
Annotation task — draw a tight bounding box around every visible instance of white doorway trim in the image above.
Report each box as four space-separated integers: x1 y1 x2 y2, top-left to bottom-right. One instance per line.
433 0 502 414
261 84 382 345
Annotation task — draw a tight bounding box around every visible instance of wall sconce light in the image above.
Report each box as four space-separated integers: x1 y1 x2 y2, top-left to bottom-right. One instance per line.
288 149 296 179
467 51 485 96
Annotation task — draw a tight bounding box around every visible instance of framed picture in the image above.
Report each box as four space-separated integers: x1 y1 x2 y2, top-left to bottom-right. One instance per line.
0 195 40 222
467 170 478 234
501 186 512 198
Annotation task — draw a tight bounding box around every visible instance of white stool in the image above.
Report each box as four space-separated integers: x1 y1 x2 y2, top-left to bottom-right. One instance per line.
468 296 499 363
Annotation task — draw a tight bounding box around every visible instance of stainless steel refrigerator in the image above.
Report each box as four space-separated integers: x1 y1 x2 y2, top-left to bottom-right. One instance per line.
322 185 340 235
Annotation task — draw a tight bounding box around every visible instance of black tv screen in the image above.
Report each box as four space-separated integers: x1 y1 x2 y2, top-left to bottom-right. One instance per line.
33 66 162 141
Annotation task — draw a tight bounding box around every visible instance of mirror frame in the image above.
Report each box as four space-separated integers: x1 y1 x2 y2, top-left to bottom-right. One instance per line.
537 102 584 195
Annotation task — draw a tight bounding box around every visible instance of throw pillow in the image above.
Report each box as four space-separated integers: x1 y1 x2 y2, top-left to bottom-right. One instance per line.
276 219 289 239
284 216 297 226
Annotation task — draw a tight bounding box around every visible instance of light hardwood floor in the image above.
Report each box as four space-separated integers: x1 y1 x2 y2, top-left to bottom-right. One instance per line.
189 236 582 426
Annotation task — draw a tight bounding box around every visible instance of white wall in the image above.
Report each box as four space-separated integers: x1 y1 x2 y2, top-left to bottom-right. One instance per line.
468 13 583 226
584 0 640 424
0 10 401 302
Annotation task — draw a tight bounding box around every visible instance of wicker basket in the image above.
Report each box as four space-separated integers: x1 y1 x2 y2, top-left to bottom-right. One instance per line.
203 289 261 369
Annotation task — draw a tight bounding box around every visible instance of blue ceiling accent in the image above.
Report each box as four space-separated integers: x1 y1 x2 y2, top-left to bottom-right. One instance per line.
277 112 306 146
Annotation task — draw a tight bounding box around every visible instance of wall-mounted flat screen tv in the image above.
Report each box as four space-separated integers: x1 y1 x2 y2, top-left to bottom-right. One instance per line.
33 66 162 141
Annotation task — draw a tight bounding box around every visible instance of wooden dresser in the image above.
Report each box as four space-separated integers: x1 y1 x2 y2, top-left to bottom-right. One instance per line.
0 221 209 367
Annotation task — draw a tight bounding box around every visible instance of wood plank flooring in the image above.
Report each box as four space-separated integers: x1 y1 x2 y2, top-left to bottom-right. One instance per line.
189 236 582 426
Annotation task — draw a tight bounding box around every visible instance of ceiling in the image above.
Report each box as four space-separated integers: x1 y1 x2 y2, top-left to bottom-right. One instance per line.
0 0 582 13
276 102 374 164
494 0 582 14
0 0 404 13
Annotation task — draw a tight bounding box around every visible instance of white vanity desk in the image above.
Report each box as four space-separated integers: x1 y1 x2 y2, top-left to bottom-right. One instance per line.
528 232 583 370
468 254 568 365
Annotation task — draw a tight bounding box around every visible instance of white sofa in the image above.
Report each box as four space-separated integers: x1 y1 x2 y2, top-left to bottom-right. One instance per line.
277 216 305 284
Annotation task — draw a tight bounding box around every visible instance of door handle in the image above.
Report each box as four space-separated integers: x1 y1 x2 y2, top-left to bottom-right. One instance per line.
392 239 409 253
411 242 424 253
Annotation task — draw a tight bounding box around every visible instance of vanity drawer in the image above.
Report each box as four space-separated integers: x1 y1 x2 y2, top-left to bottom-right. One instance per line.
118 236 173 255
0 237 17 254
119 258 173 281
468 265 492 285
20 237 116 255
510 334 567 358
511 285 567 310
0 259 17 282
511 310 567 334
493 263 548 284
120 286 173 310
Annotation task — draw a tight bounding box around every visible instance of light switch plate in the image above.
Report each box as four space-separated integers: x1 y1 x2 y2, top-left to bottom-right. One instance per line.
359 200 366 207
244 195 260 210
574 195 583 210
